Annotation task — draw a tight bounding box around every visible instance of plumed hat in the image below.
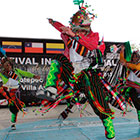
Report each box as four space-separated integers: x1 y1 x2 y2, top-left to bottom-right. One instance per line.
70 1 96 32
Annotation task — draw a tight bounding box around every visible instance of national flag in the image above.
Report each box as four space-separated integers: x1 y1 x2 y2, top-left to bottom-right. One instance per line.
2 41 22 53
98 37 105 55
25 42 43 53
46 43 64 54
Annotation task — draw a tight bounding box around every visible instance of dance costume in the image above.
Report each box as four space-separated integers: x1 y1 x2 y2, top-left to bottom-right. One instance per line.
45 14 115 139
0 58 39 129
120 50 140 122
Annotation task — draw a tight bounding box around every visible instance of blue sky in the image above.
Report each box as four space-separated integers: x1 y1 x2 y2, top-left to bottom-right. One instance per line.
0 0 140 44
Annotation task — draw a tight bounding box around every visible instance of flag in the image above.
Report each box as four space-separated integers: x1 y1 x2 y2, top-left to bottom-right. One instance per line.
46 43 64 54
2 41 22 53
98 37 105 55
25 42 43 53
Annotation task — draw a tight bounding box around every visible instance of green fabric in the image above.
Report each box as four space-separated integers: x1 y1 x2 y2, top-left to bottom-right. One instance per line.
0 73 9 84
15 68 35 80
103 117 115 139
45 60 61 88
137 110 140 122
0 68 35 84
11 113 17 123
124 41 132 61
134 81 140 86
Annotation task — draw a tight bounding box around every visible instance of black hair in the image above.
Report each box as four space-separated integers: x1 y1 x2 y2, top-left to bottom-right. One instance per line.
131 51 140 62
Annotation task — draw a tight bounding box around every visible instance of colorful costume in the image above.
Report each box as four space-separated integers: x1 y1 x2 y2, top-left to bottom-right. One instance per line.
0 57 40 130
44 6 116 140
120 48 140 122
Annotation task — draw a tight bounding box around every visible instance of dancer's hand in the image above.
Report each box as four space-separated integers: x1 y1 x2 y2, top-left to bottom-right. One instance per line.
48 18 54 25
60 26 75 37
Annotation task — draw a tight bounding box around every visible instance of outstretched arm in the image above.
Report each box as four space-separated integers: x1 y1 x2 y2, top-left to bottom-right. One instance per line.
48 19 99 50
126 62 140 70
120 45 127 63
59 26 99 50
15 68 40 79
48 18 66 33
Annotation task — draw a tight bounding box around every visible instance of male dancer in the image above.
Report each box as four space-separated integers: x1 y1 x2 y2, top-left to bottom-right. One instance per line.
45 6 116 140
0 57 40 130
120 46 140 123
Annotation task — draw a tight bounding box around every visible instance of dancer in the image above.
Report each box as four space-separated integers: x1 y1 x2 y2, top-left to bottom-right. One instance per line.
120 45 140 123
0 57 40 130
44 4 116 140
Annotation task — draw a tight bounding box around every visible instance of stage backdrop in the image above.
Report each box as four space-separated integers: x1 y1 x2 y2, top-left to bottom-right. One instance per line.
0 37 124 106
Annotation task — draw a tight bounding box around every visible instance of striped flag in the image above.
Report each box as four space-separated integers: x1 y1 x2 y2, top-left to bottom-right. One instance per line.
25 42 43 53
46 43 64 54
2 41 22 53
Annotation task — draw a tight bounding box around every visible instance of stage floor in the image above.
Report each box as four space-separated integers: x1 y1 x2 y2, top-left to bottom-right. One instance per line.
0 105 140 140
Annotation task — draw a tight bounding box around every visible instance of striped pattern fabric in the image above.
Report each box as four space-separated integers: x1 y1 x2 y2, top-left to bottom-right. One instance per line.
133 70 140 78
8 71 19 81
98 73 126 111
104 60 127 87
126 80 140 90
67 39 92 57
78 69 113 118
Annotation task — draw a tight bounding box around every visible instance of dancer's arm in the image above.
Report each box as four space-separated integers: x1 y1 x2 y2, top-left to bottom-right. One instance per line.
15 68 40 79
120 45 127 63
126 62 140 70
48 19 99 50
60 26 99 50
120 45 140 70
48 18 66 32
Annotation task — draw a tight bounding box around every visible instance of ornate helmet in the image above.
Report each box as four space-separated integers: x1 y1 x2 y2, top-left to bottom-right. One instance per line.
70 3 96 32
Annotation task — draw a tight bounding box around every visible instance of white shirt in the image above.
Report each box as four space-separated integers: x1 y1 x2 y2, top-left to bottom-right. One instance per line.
69 47 90 74
128 71 140 83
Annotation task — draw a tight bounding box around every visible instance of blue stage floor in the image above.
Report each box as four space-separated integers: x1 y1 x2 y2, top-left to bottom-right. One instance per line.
0 117 140 140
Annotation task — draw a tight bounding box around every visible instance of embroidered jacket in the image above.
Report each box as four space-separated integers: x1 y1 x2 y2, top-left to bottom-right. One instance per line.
51 21 99 60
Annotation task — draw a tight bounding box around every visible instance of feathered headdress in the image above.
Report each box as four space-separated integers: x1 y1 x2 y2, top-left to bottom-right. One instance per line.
70 0 97 32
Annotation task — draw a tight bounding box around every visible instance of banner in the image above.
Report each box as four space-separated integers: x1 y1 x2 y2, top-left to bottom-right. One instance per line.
0 37 124 106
